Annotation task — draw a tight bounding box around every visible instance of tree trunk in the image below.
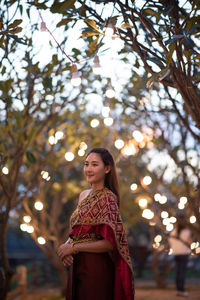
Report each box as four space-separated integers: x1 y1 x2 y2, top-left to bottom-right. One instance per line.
152 250 171 288
0 216 14 300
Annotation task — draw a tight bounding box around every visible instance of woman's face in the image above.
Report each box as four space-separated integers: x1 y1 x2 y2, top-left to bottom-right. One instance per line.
84 153 110 186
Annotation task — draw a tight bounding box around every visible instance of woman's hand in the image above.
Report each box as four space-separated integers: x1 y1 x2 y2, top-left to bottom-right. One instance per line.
57 243 73 265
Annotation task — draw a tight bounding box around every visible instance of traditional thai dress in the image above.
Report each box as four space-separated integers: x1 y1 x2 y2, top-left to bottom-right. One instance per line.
67 187 134 300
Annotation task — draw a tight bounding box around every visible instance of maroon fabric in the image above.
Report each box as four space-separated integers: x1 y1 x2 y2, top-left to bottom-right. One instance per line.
70 252 114 300
70 224 134 300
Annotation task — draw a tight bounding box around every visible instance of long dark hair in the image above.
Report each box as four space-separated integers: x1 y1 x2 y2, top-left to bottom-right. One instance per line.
87 148 120 207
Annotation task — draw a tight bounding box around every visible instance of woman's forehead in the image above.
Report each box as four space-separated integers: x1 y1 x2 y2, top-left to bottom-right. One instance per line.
85 152 102 162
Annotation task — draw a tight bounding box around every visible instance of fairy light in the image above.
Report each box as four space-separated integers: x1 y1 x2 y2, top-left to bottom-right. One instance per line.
78 149 85 156
105 84 115 98
114 139 124 150
38 237 46 245
26 225 34 233
90 119 100 128
142 209 154 220
159 195 167 204
191 242 199 250
154 193 162 202
169 216 177 223
121 141 137 156
149 220 156 226
162 218 170 225
41 171 50 180
138 198 148 208
104 23 114 37
153 243 160 249
55 131 64 140
132 130 144 143
142 176 152 185
180 196 188 205
71 64 81 87
79 142 88 150
166 223 174 231
34 201 44 211
130 183 138 191
154 235 162 243
20 224 28 232
23 216 31 223
48 136 56 145
2 166 9 175
101 106 110 118
65 152 75 161
178 202 185 210
93 55 101 75
161 211 169 219
104 117 113 126
190 215 196 224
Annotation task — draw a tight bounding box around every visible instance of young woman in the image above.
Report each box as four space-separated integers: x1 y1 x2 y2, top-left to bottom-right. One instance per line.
57 148 134 300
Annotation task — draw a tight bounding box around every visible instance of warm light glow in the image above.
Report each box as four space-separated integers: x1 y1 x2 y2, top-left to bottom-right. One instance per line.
132 130 144 143
153 242 160 249
34 201 44 211
190 215 196 224
114 139 124 150
142 176 152 185
138 198 148 208
65 152 75 161
79 142 88 150
41 171 49 180
149 220 156 226
90 119 100 128
162 218 170 225
159 195 167 204
154 235 162 243
178 202 185 210
169 217 177 223
78 149 85 157
161 211 169 219
26 225 34 233
55 131 64 140
180 196 188 205
166 223 174 231
154 193 161 202
101 106 110 118
20 224 28 232
104 117 113 126
48 136 56 145
168 248 173 255
191 242 199 250
2 166 9 175
104 23 114 37
23 216 31 223
105 85 115 98
121 142 137 156
38 237 46 245
130 183 138 191
142 209 154 220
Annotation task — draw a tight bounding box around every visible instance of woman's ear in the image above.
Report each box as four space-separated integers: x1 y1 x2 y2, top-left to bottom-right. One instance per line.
105 165 111 174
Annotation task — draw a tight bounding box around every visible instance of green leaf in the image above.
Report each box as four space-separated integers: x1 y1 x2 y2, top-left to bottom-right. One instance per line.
26 151 36 164
8 19 22 29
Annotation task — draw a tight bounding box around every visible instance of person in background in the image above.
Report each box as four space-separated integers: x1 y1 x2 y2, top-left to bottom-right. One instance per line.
168 220 192 297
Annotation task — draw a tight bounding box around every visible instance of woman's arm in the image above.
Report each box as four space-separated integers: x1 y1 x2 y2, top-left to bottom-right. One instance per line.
57 239 113 261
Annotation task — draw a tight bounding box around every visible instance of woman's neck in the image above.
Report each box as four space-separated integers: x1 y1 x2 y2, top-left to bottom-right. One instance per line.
91 183 105 192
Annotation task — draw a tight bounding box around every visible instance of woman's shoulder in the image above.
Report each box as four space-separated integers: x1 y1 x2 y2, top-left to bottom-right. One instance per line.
104 188 118 202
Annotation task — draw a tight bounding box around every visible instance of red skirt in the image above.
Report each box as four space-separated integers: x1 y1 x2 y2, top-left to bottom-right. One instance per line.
66 252 114 300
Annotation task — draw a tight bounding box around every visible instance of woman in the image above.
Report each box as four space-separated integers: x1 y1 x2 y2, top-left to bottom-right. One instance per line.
57 148 134 300
169 220 192 297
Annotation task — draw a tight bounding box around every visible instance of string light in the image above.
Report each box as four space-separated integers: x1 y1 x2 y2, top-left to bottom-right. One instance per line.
178 202 185 210
101 106 110 118
79 142 88 150
105 84 115 98
34 201 44 211
20 224 28 232
48 136 56 145
41 171 49 180
93 55 101 75
169 216 177 223
121 141 137 156
159 195 167 204
104 23 114 37
142 209 154 220
190 242 199 250
162 218 170 225
90 119 100 128
142 176 152 185
78 149 85 156
161 211 169 218
130 183 138 191
55 131 64 140
2 166 9 175
114 139 124 150
65 152 75 161
26 225 34 233
104 117 113 126
166 223 174 231
38 237 46 245
132 130 144 143
23 216 31 223
138 198 148 208
71 64 81 87
180 196 187 205
154 193 162 202
154 235 162 243
190 215 196 223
